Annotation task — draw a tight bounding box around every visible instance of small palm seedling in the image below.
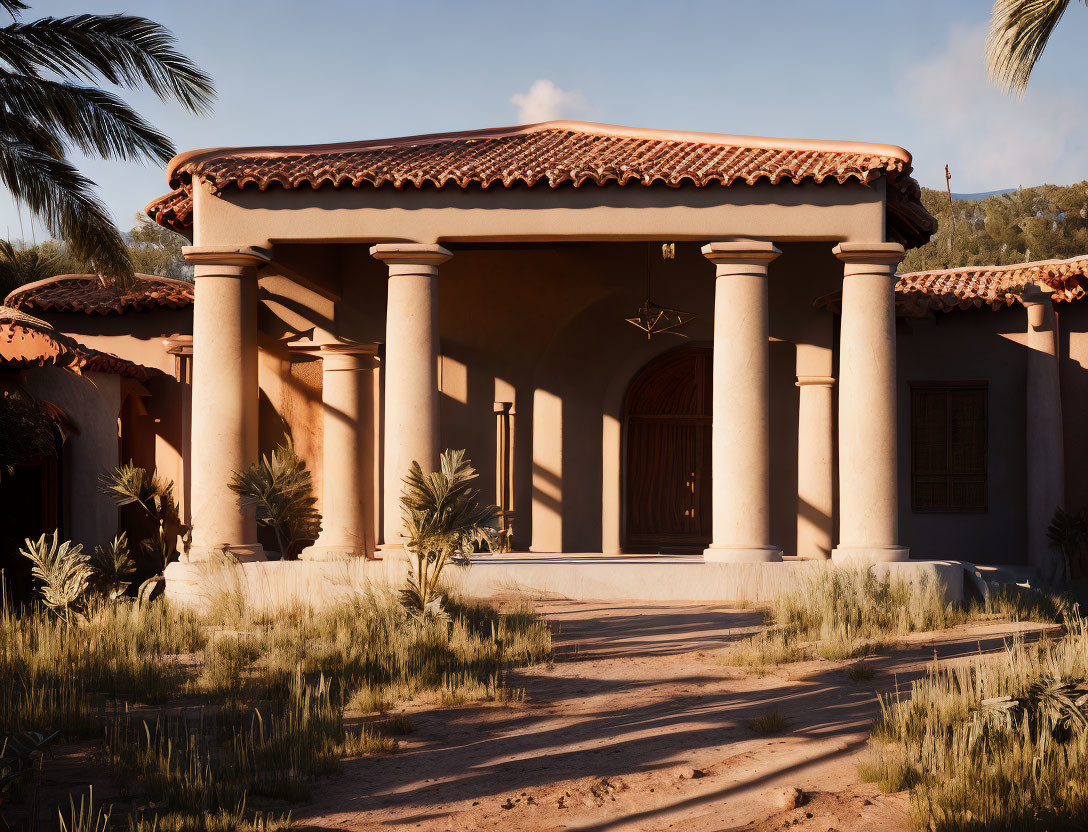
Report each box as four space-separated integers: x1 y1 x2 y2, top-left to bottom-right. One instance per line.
91 533 136 600
100 463 187 573
229 438 320 558
19 531 94 623
399 449 500 619
1048 506 1088 579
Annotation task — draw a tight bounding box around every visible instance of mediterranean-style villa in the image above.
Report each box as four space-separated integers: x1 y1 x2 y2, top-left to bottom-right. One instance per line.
2 120 1084 603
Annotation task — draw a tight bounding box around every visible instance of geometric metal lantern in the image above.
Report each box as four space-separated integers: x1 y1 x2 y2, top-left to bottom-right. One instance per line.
625 243 698 339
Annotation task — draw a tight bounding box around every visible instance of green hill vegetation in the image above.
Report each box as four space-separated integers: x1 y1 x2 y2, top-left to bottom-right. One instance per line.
900 182 1088 273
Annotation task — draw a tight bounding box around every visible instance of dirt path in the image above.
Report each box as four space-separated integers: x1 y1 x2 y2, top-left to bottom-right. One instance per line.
296 602 1047 832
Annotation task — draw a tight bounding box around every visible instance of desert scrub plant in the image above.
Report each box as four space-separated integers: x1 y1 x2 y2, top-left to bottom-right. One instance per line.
399 449 500 618
100 463 187 574
19 531 94 623
90 533 136 600
866 614 1088 831
230 438 320 559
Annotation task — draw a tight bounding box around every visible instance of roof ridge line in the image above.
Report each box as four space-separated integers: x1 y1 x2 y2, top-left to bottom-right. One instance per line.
899 253 1088 279
165 120 914 184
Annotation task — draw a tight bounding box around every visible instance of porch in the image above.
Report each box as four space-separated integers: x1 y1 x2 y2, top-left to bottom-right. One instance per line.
145 121 945 594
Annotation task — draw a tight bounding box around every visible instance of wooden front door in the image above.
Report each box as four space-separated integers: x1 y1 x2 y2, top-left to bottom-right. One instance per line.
624 346 712 550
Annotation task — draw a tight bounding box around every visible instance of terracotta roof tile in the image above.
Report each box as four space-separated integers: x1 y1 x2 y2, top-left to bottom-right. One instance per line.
0 305 161 380
146 121 936 248
815 255 1088 316
4 273 193 315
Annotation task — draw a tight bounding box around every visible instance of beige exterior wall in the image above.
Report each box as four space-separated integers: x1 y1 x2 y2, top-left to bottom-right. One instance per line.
30 309 192 543
895 307 1029 563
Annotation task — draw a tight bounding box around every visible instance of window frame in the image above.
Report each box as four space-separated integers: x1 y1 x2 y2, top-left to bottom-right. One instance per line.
909 380 989 515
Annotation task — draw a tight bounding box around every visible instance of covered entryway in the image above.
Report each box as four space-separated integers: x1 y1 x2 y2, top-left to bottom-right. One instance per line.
623 345 712 551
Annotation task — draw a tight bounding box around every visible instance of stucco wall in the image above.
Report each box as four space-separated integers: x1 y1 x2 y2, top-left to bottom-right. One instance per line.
896 307 1029 563
22 368 120 549
36 308 192 526
1060 303 1088 515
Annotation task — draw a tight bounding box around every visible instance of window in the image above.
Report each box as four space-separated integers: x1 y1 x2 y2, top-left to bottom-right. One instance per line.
910 382 988 513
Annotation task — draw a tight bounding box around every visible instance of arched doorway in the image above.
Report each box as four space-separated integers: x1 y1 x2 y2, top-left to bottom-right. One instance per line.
623 345 712 551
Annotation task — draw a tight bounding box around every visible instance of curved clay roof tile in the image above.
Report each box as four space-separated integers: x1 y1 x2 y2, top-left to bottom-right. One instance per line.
145 120 935 248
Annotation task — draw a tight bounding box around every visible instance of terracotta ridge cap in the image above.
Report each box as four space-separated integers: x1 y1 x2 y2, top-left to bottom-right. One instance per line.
165 119 914 183
899 253 1088 279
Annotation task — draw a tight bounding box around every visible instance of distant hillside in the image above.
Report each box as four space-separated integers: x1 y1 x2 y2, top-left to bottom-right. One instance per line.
899 182 1088 273
950 189 1015 201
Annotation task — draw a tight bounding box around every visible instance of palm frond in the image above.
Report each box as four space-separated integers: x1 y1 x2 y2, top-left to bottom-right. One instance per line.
0 138 132 283
90 532 135 600
229 439 320 558
0 72 173 163
0 13 215 114
19 530 93 622
99 463 184 571
986 0 1075 94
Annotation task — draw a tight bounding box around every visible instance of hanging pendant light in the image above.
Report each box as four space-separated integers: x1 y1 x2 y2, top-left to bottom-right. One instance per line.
625 243 698 339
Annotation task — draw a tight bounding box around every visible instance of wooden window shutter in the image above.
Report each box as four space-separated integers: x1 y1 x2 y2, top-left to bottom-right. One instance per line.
910 383 987 513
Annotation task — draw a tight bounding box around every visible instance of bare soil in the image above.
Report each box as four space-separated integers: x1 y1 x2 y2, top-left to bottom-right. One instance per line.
294 601 1052 832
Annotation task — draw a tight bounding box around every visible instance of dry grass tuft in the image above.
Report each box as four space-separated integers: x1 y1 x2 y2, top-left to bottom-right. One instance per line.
747 708 786 735
718 566 1066 671
847 660 875 682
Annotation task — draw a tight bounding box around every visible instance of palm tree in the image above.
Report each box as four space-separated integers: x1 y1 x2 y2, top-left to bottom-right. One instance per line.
987 0 1080 94
399 449 500 618
0 2 214 284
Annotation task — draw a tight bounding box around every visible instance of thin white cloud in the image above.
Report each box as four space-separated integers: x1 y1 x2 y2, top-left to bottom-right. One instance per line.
510 80 586 123
898 22 1088 190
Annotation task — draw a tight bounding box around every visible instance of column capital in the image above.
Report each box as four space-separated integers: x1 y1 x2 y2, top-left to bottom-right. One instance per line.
370 243 452 270
701 241 781 273
1020 282 1055 306
183 245 271 269
288 334 380 357
832 242 905 275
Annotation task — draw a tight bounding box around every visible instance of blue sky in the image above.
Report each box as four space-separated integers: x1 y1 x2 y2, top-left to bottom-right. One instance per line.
6 0 1088 238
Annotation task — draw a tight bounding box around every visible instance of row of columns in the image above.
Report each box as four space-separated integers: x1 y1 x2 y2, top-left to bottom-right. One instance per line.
184 239 908 564
701 241 908 563
184 243 450 562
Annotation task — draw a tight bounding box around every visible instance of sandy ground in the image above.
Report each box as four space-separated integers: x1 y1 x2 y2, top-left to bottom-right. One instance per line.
294 602 1050 832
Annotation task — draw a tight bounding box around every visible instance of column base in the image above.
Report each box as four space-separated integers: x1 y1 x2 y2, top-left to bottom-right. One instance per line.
375 542 412 563
299 543 367 562
703 545 782 563
185 543 266 564
832 546 909 564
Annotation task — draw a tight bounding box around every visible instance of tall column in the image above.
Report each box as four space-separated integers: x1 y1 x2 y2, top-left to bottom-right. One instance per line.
796 374 835 559
1023 284 1065 582
370 243 450 548
832 242 906 563
701 241 782 563
292 339 379 561
183 245 270 562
